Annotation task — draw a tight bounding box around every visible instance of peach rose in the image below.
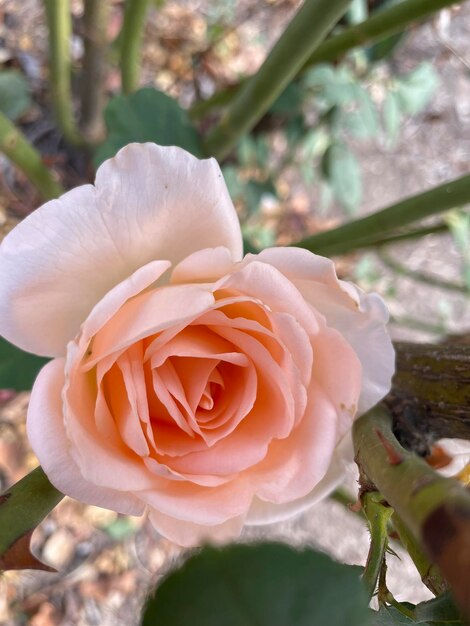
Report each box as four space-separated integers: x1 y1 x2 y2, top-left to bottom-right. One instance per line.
0 143 394 546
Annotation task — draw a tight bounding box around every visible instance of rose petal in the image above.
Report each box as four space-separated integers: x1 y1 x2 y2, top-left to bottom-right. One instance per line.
148 509 245 547
0 143 242 357
27 359 145 515
252 247 394 414
246 433 354 525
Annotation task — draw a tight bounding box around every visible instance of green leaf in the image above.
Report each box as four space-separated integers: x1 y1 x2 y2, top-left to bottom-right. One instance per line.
342 86 380 139
395 63 439 116
0 337 48 391
372 606 417 625
304 64 357 108
383 90 402 145
94 87 203 167
142 543 371 626
0 70 32 121
414 592 463 624
323 142 362 214
0 467 64 571
245 179 277 214
371 595 465 626
269 82 304 115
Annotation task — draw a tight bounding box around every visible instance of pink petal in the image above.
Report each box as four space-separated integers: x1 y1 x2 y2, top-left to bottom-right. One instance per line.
27 359 144 515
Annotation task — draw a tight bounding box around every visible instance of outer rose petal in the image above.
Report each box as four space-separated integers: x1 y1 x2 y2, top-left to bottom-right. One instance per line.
148 509 245 548
245 433 354 525
253 247 395 414
27 359 145 516
0 143 243 357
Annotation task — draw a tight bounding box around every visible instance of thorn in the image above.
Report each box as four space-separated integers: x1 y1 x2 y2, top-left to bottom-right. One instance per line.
375 429 404 465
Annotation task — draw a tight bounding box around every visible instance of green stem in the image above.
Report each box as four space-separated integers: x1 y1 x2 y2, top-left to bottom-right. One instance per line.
204 0 353 160
120 0 151 94
190 0 461 120
379 250 468 294
294 174 470 256
43 0 84 146
362 492 394 599
353 407 470 618
0 467 64 570
80 0 109 143
392 512 449 596
304 0 460 67
0 111 64 200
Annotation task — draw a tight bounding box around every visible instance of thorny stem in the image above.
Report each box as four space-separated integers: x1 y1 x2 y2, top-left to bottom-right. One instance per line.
0 110 64 200
392 512 449 596
353 407 470 617
362 492 393 599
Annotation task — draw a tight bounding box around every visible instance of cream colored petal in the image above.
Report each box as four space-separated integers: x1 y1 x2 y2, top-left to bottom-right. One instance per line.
0 143 242 357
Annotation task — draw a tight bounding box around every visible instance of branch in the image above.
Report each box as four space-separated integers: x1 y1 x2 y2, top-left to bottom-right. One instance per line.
190 0 462 120
304 0 461 68
389 341 470 446
80 0 109 143
204 0 353 160
0 467 63 571
0 110 64 200
120 0 151 94
294 174 470 256
353 407 470 618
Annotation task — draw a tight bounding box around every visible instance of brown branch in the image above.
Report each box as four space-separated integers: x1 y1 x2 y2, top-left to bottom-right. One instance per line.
387 341 470 452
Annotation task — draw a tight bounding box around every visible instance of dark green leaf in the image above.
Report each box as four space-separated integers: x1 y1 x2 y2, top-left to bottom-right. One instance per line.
0 70 31 121
0 337 48 391
414 592 463 624
323 142 362 214
142 542 371 626
237 135 258 167
371 606 417 625
245 179 277 214
269 82 304 115
94 87 203 167
286 114 308 146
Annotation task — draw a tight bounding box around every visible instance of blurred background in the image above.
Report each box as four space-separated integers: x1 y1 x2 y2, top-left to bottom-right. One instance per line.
0 0 469 623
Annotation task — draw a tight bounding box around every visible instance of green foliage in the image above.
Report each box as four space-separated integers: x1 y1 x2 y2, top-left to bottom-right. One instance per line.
322 142 362 214
0 337 48 391
393 63 439 115
94 87 203 166
371 592 464 625
142 542 371 626
0 70 31 121
251 59 439 216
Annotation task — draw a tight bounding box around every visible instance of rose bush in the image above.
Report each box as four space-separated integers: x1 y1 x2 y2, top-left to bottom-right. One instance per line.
0 143 394 546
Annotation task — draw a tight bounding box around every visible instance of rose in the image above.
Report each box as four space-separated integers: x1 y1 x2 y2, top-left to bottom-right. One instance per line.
0 143 394 546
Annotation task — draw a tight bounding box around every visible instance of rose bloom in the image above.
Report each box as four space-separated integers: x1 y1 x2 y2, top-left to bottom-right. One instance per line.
0 144 394 546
